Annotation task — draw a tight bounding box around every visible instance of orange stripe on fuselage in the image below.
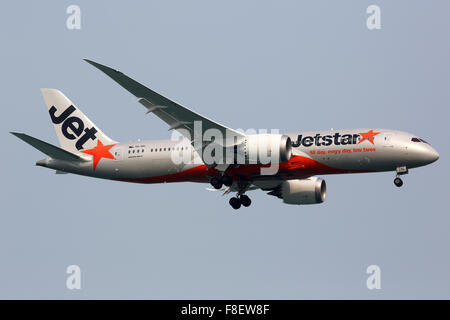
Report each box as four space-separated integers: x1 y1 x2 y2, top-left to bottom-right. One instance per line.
113 155 372 184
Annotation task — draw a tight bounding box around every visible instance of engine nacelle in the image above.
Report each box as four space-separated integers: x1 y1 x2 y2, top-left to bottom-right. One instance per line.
281 178 326 205
242 134 292 164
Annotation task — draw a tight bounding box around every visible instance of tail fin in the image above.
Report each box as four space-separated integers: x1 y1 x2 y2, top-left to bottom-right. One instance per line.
40 88 116 153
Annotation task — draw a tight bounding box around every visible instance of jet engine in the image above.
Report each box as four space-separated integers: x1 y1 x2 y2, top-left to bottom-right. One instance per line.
272 178 326 205
239 134 292 164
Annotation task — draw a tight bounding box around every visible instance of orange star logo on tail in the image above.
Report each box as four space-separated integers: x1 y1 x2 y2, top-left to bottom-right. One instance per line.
81 140 116 170
358 129 380 145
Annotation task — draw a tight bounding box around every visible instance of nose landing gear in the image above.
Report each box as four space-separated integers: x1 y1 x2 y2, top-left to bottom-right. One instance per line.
394 166 408 187
394 177 403 187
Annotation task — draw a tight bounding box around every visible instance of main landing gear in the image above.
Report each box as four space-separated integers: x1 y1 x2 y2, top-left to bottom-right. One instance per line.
229 194 252 210
394 166 408 188
210 175 233 189
210 176 252 210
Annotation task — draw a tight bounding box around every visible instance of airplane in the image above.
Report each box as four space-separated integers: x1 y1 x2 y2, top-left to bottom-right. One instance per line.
11 59 439 210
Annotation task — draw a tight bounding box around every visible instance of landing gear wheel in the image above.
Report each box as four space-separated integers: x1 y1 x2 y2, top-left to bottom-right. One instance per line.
221 175 233 187
229 197 241 210
210 177 223 189
240 195 252 207
394 177 403 187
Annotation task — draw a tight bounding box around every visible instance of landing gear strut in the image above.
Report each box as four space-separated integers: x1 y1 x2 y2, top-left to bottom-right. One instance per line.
394 166 408 188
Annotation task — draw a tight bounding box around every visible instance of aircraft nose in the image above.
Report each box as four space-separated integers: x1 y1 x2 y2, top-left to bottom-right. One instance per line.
406 142 439 167
418 145 439 165
427 146 439 164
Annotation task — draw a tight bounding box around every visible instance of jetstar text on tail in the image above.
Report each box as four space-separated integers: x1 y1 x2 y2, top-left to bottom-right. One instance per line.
49 105 98 150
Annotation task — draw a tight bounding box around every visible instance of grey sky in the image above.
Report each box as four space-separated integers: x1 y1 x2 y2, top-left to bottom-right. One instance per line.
0 0 448 298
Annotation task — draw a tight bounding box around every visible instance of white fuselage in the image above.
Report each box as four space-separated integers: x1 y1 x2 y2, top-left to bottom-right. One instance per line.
37 128 439 184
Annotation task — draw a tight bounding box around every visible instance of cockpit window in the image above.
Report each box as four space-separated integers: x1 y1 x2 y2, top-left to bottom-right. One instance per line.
411 137 429 144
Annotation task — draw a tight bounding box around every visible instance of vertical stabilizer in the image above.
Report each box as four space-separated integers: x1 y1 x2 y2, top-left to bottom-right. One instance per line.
40 88 116 153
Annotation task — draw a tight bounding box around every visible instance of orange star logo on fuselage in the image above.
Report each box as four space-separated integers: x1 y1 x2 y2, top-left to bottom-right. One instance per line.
81 140 116 170
357 129 381 145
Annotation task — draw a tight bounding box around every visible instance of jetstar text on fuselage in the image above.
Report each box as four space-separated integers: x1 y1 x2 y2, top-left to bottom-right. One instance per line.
292 132 363 148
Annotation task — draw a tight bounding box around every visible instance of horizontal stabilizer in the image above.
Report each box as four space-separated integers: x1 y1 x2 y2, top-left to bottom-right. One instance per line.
10 132 85 162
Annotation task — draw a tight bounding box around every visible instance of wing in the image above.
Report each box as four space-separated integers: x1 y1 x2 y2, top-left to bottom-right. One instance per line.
84 59 245 150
